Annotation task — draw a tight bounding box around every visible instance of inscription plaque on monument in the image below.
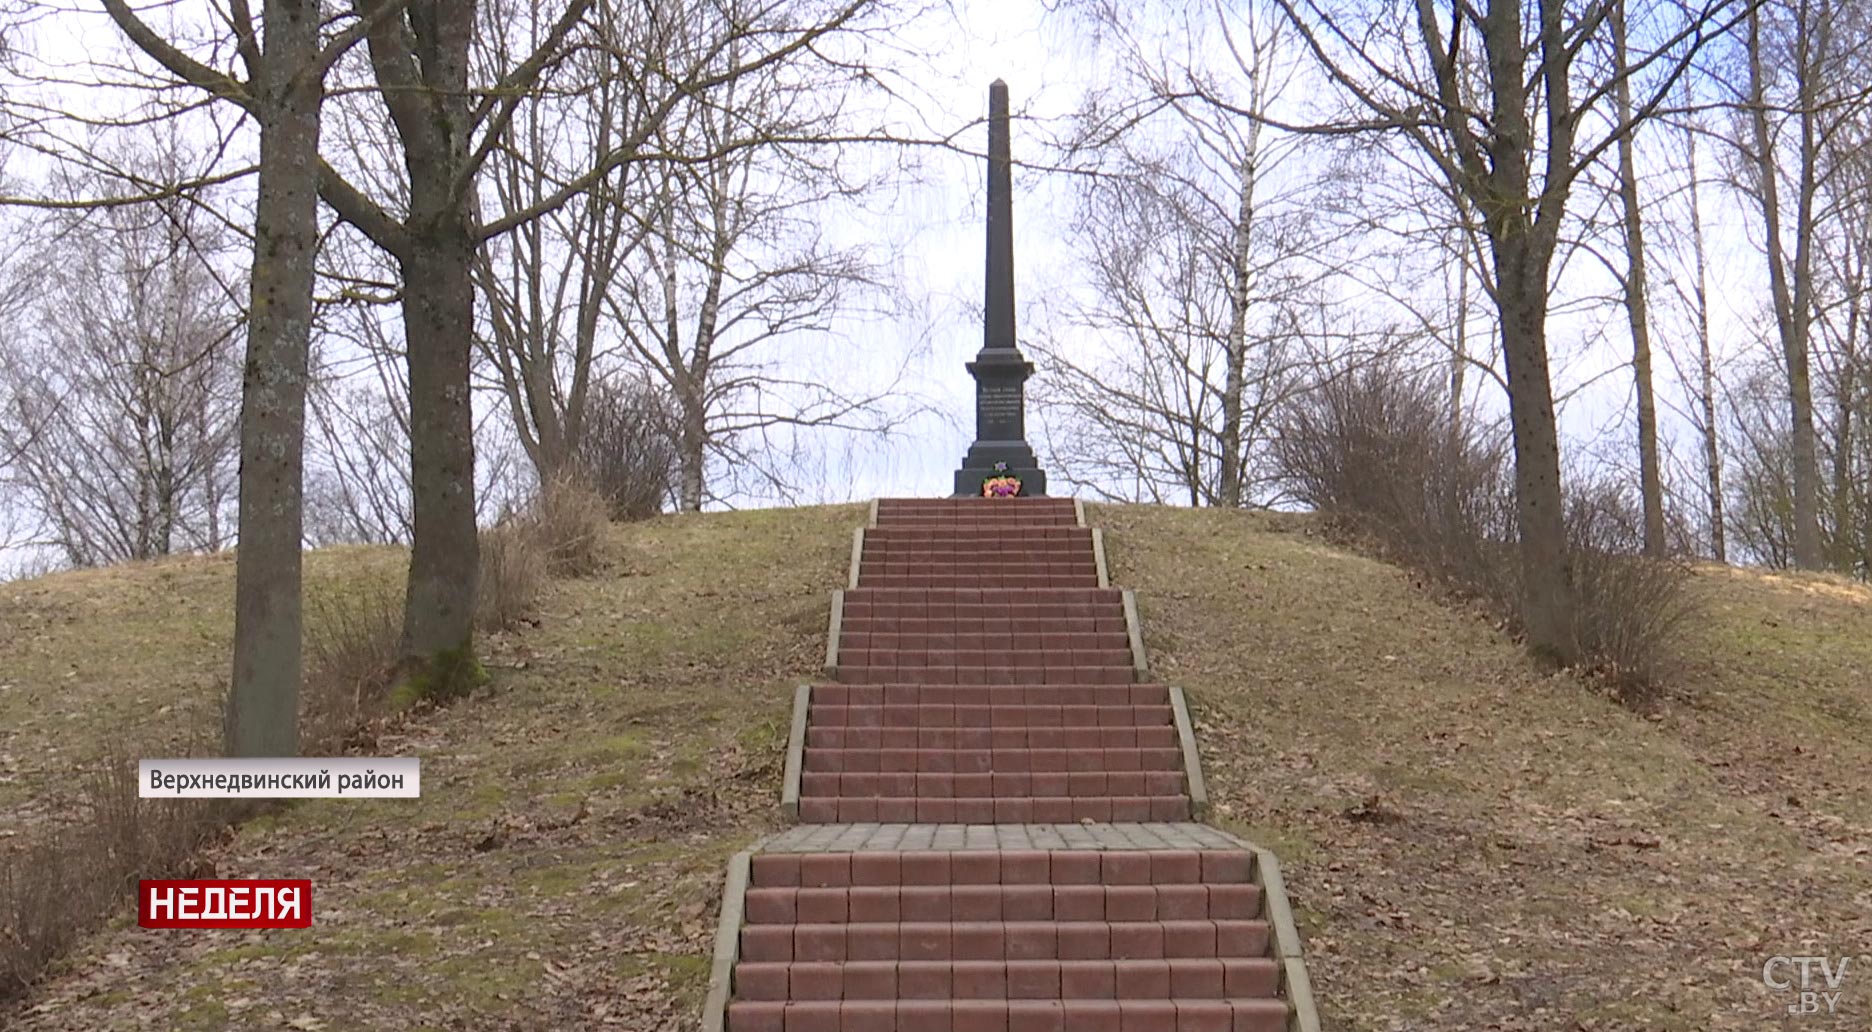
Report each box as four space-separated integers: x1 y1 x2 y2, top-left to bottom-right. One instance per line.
977 382 1024 439
953 80 1048 497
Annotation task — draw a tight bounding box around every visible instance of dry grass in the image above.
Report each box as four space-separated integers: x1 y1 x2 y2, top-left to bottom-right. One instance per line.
3 501 1868 1030
0 757 229 998
475 523 547 635
1095 503 1872 1031
527 473 610 577
302 572 405 752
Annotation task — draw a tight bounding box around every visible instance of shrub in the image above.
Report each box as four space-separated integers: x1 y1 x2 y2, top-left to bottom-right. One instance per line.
529 472 609 577
1274 361 1515 608
1273 356 1697 699
301 573 404 748
1 755 224 1001
476 520 546 634
471 471 606 638
572 375 679 521
1565 477 1698 700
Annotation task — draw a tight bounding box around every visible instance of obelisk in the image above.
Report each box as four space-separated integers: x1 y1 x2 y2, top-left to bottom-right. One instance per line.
953 79 1048 497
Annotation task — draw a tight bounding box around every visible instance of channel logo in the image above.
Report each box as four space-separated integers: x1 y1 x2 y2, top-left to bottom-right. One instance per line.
138 879 313 929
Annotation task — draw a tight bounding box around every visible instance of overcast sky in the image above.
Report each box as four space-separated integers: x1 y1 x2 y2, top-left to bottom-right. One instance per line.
0 0 1786 573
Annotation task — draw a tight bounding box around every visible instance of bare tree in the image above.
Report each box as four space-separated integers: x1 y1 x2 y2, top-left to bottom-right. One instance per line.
601 55 897 511
471 0 653 487
1259 0 1744 664
1660 84 1728 561
1711 0 1872 571
1039 0 1324 506
1737 0 1821 567
0 191 240 566
1611 0 1666 557
88 0 364 755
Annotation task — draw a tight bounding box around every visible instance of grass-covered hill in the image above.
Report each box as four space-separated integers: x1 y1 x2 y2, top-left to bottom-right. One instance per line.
3 503 1867 1030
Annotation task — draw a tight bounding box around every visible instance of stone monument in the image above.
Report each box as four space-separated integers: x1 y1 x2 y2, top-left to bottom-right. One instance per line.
953 80 1048 498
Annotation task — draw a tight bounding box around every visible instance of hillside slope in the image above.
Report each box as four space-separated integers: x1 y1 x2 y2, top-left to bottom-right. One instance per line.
1099 505 1871 1031
5 502 1869 1030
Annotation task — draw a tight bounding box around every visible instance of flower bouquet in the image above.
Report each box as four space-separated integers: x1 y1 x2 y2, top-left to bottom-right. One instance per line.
981 461 1022 498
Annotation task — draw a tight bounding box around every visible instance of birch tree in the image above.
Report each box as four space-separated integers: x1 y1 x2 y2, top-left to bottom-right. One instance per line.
1043 0 1320 506
0 192 240 566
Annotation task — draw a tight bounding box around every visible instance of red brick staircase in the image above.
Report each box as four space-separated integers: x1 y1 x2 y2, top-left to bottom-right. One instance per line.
705 499 1317 1031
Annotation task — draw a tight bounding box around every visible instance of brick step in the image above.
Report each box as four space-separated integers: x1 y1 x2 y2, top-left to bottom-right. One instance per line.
859 574 1102 589
841 612 1125 629
859 562 1099 577
749 850 1253 888
872 524 1093 531
837 666 1136 686
858 568 1099 582
733 957 1281 1001
803 746 1184 773
880 496 1077 506
873 514 1082 525
798 795 1193 823
840 633 1129 652
875 502 1077 513
727 997 1288 1032
865 527 1093 542
740 919 1272 962
843 586 1122 604
800 771 1187 797
809 704 1172 728
814 686 1167 707
862 552 1096 563
744 880 1255 925
861 549 1095 563
872 513 1083 521
865 532 1092 546
838 649 1134 669
806 726 1180 750
843 605 1122 623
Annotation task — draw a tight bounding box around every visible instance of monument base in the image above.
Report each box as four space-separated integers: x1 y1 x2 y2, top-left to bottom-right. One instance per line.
954 440 1048 497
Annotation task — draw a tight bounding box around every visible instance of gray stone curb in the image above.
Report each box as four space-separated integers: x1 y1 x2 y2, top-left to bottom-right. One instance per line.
1121 590 1148 679
700 850 752 1032
1167 686 1208 817
1251 848 1320 1032
867 498 879 528
780 685 810 819
1091 527 1111 588
1073 497 1086 528
823 590 844 678
847 526 864 590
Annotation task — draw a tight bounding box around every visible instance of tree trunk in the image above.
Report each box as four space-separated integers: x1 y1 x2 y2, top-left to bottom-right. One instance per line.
1746 2 1822 568
226 0 322 757
1684 117 1726 561
678 386 706 512
1478 0 1577 666
1613 3 1665 557
358 0 484 686
1496 246 1577 666
1450 228 1469 442
398 231 481 678
1218 128 1261 508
